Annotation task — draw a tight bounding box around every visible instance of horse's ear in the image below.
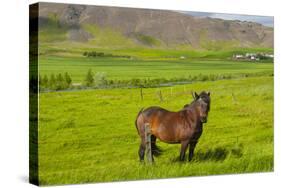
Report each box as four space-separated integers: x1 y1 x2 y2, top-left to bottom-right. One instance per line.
192 92 195 99
207 91 210 96
192 92 199 99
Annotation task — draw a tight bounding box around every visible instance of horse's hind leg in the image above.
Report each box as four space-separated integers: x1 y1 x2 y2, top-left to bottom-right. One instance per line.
151 135 160 156
138 139 146 161
180 140 189 161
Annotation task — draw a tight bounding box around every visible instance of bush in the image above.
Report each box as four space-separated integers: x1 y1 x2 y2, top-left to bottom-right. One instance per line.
201 75 209 81
84 69 94 87
49 74 56 90
56 73 64 90
64 72 72 87
83 51 88 57
208 74 216 81
94 72 107 88
42 75 49 86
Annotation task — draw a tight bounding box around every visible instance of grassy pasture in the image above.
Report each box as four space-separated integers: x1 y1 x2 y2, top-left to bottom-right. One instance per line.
38 76 273 185
39 56 273 83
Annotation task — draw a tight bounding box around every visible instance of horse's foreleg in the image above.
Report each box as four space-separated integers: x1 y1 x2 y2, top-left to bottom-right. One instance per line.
180 140 189 161
188 141 198 162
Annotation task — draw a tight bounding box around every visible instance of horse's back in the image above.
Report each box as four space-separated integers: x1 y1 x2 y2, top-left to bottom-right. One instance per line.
143 106 170 115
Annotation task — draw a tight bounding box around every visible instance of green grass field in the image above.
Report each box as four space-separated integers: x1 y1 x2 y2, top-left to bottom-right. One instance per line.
39 56 273 83
38 75 273 185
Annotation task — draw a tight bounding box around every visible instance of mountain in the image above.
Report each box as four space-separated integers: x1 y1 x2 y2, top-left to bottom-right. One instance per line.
36 2 273 49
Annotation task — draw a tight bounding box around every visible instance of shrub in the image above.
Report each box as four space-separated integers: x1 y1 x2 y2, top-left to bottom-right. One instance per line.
39 74 49 90
94 72 107 88
83 51 88 57
42 75 49 86
49 74 56 90
56 73 64 90
64 72 72 87
201 75 209 81
84 69 94 87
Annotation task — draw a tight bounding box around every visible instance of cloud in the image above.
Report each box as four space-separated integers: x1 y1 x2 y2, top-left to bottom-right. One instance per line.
183 11 273 27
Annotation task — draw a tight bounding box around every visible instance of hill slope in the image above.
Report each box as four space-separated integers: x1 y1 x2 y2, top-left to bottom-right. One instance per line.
36 2 273 49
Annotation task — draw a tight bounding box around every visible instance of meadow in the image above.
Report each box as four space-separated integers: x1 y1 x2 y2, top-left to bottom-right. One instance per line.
39 55 273 83
38 74 273 185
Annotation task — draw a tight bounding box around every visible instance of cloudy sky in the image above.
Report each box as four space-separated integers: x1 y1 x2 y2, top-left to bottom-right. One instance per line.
183 11 273 27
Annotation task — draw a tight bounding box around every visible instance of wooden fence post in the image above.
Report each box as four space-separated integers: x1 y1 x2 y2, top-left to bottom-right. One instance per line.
140 87 143 101
232 92 237 104
158 90 163 102
145 123 153 163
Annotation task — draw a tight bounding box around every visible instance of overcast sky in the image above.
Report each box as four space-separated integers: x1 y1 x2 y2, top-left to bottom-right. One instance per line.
183 11 273 27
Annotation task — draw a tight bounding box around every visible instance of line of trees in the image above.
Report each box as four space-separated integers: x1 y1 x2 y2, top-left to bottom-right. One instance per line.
83 51 131 58
39 72 72 91
92 71 271 89
39 70 109 91
39 70 272 92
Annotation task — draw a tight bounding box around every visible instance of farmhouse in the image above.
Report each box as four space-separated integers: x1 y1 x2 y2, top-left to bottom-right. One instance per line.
233 52 273 61
245 53 258 60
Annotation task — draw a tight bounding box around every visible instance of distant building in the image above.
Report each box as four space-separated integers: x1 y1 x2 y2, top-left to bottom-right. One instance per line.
265 54 274 58
233 54 244 59
245 53 257 60
245 53 256 58
233 52 273 61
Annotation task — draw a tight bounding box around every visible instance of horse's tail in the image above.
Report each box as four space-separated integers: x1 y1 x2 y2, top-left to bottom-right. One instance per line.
135 108 144 135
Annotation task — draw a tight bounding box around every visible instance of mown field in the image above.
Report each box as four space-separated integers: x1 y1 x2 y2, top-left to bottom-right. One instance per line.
39 56 273 83
38 74 273 185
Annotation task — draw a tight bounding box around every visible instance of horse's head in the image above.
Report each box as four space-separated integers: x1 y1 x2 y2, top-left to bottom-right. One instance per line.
197 98 209 123
192 91 211 123
192 91 211 111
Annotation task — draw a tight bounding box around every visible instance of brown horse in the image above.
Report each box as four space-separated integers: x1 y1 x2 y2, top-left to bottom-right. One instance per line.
135 91 211 162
